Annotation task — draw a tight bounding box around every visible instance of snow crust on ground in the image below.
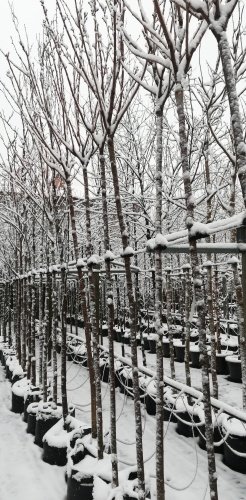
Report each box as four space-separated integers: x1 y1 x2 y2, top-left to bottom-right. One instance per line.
0 367 66 500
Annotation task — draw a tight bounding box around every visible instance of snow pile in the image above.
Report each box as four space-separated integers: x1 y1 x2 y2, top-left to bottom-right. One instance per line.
12 377 31 397
36 401 63 421
43 415 84 449
146 233 168 252
218 413 246 437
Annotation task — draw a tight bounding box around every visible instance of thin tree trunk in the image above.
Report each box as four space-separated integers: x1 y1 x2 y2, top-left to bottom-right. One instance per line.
100 147 118 486
231 259 246 409
108 136 145 499
66 176 96 437
61 265 68 420
175 83 218 500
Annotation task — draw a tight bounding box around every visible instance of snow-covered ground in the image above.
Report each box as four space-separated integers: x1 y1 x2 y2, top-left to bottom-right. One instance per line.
0 367 66 500
1 336 246 500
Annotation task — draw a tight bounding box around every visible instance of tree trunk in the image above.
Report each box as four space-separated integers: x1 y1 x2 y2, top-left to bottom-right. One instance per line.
175 83 218 500
108 136 145 499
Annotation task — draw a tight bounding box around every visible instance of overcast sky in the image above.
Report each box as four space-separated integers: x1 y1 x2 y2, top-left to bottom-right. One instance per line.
0 0 218 121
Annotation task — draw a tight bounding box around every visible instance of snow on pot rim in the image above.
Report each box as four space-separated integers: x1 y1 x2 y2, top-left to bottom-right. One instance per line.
12 377 31 397
190 328 199 337
221 337 238 347
225 355 241 364
148 333 158 341
93 475 150 500
43 415 83 448
216 350 234 358
162 337 169 344
36 401 63 421
173 338 184 347
24 385 42 401
218 413 246 437
27 401 40 415
6 355 18 367
189 344 200 353
12 365 24 377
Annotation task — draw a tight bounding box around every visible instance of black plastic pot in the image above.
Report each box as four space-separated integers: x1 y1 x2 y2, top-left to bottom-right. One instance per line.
123 336 130 345
11 392 24 413
226 357 242 382
190 349 200 368
198 424 223 453
143 337 149 351
43 440 67 466
176 411 199 438
145 394 156 415
148 339 156 354
215 354 229 375
223 434 246 473
35 415 61 447
174 344 185 362
67 470 93 500
162 341 170 358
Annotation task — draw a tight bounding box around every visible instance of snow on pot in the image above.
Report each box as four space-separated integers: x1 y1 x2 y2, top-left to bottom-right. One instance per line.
27 401 40 435
42 413 82 466
23 386 42 423
11 377 30 413
11 365 24 385
119 367 134 398
190 328 199 343
226 355 242 382
218 413 246 473
221 335 238 353
2 348 15 368
174 339 185 362
34 401 62 447
6 355 19 380
173 395 201 438
67 436 111 500
97 468 151 500
72 342 88 366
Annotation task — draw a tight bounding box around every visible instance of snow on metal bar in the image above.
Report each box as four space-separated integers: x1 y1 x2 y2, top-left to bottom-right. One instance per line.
162 243 246 254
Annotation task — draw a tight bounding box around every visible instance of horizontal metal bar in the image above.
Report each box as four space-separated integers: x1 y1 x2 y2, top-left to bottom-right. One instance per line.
163 243 246 254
